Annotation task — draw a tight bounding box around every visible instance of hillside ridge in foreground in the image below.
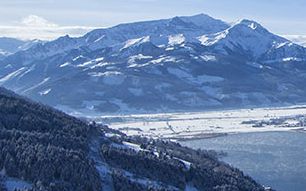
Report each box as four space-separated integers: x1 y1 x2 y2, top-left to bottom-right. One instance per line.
0 87 269 191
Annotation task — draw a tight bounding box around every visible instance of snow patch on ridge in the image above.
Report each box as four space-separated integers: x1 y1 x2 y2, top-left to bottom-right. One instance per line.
60 62 71 67
23 77 50 94
122 36 150 50
72 55 85 61
128 54 153 67
39 88 51 96
200 55 217 62
168 34 185 46
88 71 126 85
0 67 27 84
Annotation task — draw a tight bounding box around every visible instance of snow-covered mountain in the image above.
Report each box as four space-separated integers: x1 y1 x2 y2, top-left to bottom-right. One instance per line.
1 14 306 115
0 37 42 59
6 14 228 61
0 37 24 57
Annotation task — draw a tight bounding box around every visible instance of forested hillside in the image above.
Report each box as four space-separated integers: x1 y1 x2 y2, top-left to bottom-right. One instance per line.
0 87 268 191
100 135 267 191
0 87 101 191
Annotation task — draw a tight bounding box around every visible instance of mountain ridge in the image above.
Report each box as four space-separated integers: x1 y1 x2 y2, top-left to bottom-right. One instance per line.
0 14 306 115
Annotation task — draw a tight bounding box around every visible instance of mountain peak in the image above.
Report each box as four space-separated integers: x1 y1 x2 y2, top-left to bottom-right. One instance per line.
181 13 215 21
236 19 263 30
169 16 189 26
180 13 229 30
229 19 272 36
58 34 72 40
199 18 291 59
182 13 216 21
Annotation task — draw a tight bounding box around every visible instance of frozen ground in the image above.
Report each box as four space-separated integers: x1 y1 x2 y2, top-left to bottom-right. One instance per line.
94 105 306 140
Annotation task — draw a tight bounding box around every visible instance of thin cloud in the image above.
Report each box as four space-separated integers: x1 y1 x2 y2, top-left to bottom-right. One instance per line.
21 15 58 27
0 15 98 40
283 35 306 47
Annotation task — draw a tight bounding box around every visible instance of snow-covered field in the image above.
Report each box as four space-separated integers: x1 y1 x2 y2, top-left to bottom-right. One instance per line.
95 105 306 140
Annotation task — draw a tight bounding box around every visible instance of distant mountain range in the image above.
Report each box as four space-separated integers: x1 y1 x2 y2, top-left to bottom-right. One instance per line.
0 37 42 58
1 14 306 115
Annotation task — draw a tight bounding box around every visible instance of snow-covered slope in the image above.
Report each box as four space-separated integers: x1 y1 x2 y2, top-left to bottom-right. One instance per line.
199 20 305 61
84 14 229 49
0 14 306 115
6 14 228 62
0 37 25 53
0 37 41 59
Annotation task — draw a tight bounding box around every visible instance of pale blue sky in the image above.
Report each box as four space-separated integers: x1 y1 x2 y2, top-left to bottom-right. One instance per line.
0 0 305 39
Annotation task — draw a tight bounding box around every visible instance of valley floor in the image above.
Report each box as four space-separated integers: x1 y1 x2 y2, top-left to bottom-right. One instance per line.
93 105 306 140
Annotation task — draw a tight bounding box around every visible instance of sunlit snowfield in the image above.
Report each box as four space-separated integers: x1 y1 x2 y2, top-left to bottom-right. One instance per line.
96 105 306 140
